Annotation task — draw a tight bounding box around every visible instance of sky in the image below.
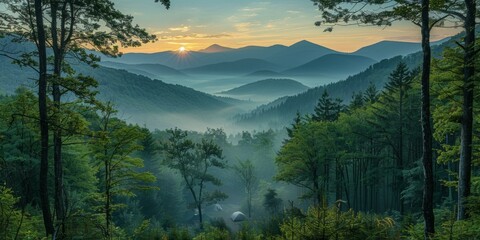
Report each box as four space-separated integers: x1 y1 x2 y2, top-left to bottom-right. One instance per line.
114 0 461 53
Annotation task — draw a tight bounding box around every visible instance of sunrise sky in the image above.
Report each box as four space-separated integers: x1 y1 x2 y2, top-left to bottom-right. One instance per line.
115 0 461 53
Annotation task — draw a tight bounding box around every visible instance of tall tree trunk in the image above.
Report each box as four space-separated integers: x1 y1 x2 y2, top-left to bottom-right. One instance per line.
420 0 435 237
53 63 65 237
399 89 404 215
34 0 54 235
50 2 66 236
457 0 476 220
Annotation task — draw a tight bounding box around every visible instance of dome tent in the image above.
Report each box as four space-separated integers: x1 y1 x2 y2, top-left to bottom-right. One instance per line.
230 211 247 222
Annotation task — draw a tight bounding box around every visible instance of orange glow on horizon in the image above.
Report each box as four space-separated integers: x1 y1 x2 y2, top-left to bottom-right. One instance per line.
117 26 461 54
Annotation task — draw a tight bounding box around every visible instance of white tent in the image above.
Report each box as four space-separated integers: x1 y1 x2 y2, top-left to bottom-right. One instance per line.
230 211 247 222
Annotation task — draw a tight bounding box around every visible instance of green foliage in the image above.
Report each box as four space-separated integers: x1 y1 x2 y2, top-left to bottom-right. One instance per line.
364 82 379 104
279 206 397 240
263 189 283 216
275 121 338 203
168 227 192 240
0 89 40 204
235 223 263 240
237 56 410 128
193 225 231 240
233 159 258 218
0 185 42 239
312 89 344 122
90 102 156 238
163 128 228 227
430 46 480 205
405 207 480 240
348 91 365 111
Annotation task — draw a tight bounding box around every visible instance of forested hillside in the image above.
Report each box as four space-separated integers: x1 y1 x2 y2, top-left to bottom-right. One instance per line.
219 78 309 99
235 38 457 129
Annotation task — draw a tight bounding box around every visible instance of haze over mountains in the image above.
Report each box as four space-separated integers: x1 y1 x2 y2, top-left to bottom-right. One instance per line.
235 37 456 129
284 54 376 76
0 54 243 131
103 39 421 70
98 39 437 92
0 36 450 131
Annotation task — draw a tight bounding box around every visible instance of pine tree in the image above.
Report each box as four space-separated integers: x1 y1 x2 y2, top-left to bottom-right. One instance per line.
312 90 343 122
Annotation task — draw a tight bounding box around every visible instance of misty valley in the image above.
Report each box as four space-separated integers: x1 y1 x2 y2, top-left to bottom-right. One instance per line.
0 0 479 239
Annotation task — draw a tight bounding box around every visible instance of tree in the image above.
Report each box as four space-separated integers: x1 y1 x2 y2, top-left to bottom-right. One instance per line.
0 89 40 207
419 0 435 235
440 0 478 220
312 90 343 122
163 128 228 229
43 0 169 234
276 121 336 205
33 0 53 234
263 189 282 215
348 91 364 111
286 111 304 140
1 0 171 236
90 103 156 239
372 62 417 214
364 82 379 104
232 159 258 218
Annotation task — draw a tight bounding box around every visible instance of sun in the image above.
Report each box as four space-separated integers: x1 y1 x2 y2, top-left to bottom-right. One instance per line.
179 46 186 53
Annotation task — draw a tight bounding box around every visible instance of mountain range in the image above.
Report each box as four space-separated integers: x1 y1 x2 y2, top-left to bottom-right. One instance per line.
182 58 283 75
96 39 448 91
0 53 241 130
0 35 454 131
283 54 376 76
99 61 188 79
102 39 433 71
235 37 456 129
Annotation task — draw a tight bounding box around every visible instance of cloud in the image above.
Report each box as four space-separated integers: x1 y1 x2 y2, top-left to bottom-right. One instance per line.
159 33 231 40
235 22 253 32
241 7 264 12
265 23 275 29
153 31 167 35
168 26 190 32
243 13 259 17
166 42 193 46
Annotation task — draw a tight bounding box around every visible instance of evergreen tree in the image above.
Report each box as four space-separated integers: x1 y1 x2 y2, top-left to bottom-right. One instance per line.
375 62 418 214
364 82 379 104
349 91 365 111
286 111 304 140
312 90 343 122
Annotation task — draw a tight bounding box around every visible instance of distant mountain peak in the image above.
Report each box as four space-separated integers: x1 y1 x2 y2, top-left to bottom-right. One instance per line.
199 44 233 53
290 40 317 47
